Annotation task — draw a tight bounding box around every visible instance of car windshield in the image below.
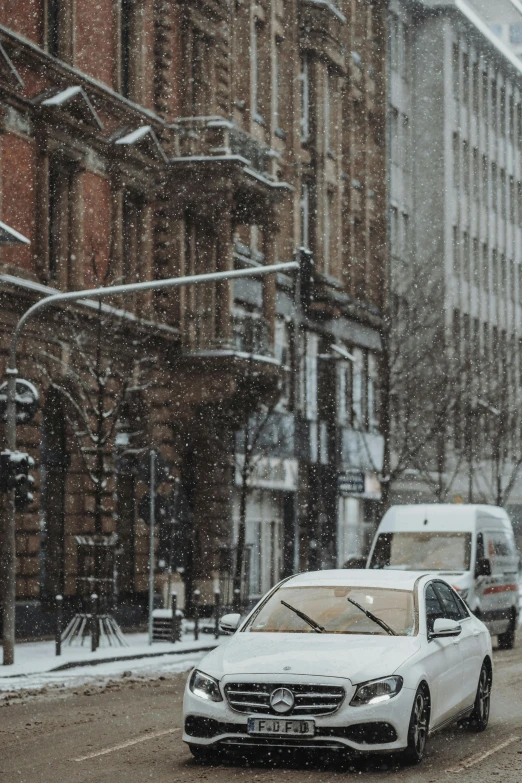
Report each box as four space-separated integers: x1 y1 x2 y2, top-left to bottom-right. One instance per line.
369 532 472 572
245 585 416 636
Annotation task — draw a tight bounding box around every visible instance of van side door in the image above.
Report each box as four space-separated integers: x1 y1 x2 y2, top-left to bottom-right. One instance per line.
481 528 519 634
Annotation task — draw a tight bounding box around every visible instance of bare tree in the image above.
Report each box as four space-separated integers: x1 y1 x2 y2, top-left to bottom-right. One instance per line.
38 253 155 603
379 257 464 509
232 386 282 609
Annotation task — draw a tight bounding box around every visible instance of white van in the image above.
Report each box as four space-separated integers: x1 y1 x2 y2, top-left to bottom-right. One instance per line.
367 504 520 648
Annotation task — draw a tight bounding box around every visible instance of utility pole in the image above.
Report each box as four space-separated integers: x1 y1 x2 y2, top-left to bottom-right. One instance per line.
1 260 298 665
148 449 156 645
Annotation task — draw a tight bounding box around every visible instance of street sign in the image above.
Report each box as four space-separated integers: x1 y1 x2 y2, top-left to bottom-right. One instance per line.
338 470 365 495
0 379 39 424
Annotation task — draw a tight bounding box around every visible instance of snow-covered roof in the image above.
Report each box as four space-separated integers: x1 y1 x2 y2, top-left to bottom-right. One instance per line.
423 0 522 78
41 85 103 130
115 125 167 163
0 221 30 245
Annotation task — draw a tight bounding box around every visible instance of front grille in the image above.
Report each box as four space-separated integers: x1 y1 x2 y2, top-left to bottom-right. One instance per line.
224 682 345 716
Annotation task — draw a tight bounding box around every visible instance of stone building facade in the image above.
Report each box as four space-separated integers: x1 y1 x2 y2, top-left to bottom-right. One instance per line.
0 0 388 634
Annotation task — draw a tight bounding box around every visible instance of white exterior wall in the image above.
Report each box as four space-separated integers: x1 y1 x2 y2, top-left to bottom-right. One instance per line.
390 0 522 506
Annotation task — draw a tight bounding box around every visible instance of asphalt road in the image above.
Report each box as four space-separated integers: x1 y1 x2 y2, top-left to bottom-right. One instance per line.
1 642 522 783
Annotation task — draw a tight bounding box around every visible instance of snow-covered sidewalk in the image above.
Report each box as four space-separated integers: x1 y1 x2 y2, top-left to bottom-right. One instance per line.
0 629 221 694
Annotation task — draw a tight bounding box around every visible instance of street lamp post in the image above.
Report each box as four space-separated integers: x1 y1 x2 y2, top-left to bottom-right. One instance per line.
1 260 298 665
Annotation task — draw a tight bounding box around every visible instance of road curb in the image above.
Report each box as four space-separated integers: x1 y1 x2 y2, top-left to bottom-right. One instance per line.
0 643 219 679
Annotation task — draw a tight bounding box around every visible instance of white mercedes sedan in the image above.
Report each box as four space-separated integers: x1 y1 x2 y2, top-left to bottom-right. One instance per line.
183 570 492 765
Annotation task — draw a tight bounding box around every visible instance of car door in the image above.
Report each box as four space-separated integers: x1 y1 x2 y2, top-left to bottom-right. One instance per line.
434 581 480 710
422 582 465 726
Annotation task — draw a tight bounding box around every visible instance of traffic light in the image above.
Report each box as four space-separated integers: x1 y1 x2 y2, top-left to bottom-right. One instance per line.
0 450 35 509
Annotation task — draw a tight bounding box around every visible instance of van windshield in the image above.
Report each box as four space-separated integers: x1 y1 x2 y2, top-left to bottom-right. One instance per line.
369 532 472 572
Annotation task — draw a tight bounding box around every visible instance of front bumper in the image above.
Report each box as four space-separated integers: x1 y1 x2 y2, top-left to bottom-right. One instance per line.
183 674 415 754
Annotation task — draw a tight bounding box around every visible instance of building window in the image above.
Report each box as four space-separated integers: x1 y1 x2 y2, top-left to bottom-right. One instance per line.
324 190 333 275
511 24 522 44
500 87 506 138
190 29 213 115
122 190 141 284
401 212 409 261
120 0 132 98
336 356 353 427
462 52 469 106
453 226 460 275
252 20 264 123
472 237 479 288
300 182 310 250
367 353 379 432
300 56 310 142
274 319 290 405
352 348 367 430
301 332 318 421
452 43 460 102
324 70 332 155
452 133 460 189
273 38 281 134
462 231 470 282
48 160 77 289
47 0 60 57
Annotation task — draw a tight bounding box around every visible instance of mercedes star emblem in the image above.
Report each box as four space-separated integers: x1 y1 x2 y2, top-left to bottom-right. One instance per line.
270 687 295 714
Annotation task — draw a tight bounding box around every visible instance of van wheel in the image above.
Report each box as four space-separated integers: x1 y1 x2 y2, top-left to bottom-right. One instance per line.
400 685 430 765
498 612 516 650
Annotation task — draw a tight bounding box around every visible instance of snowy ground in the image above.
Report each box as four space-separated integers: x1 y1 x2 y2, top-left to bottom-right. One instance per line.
0 628 220 697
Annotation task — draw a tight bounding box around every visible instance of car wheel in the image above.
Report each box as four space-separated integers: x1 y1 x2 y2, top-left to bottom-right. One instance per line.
400 685 430 765
497 612 516 650
188 744 220 763
468 663 491 732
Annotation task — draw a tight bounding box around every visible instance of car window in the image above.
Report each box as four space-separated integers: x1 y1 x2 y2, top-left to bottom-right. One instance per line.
425 583 443 633
433 582 466 621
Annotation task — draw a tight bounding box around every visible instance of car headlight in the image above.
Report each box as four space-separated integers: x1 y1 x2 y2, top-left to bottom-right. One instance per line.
350 676 403 706
189 669 223 702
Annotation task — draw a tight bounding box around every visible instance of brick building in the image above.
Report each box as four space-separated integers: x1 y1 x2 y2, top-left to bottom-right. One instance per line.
0 0 388 634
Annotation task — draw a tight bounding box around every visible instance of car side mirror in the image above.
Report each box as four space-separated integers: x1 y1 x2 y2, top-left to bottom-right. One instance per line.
430 618 462 640
219 613 241 634
475 557 492 578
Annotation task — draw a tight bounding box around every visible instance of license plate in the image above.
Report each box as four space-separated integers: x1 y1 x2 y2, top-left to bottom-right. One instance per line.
247 717 315 736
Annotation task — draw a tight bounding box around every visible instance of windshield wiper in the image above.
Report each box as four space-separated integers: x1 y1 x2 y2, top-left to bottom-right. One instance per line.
347 597 397 636
280 600 325 633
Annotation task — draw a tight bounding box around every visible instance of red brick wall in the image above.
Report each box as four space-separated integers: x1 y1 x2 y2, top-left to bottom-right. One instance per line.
75 0 116 89
0 0 42 44
1 133 36 271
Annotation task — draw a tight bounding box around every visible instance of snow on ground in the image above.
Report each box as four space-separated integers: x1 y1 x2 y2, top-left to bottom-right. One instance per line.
0 629 221 697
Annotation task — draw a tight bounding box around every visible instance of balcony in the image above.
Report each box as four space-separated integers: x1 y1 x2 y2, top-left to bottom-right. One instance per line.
299 0 346 72
170 117 291 217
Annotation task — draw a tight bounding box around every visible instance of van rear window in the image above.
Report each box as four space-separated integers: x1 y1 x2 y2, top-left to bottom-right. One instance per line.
370 532 472 572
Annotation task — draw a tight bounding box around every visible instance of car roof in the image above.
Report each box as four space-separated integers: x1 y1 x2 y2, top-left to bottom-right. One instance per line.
283 569 429 591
